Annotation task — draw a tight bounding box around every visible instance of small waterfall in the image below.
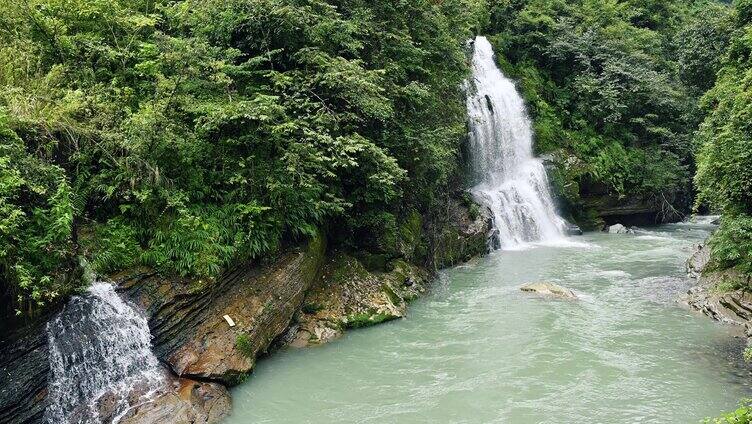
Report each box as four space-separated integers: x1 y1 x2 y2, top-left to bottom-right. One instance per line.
466 36 566 248
45 282 165 423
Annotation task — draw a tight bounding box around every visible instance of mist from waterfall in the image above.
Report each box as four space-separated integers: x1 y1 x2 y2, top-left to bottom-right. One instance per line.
466 36 566 249
45 282 165 423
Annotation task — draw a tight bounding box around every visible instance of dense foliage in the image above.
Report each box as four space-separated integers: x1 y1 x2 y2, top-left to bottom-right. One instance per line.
0 0 483 314
705 400 752 424
2 0 750 317
483 0 733 226
695 0 752 279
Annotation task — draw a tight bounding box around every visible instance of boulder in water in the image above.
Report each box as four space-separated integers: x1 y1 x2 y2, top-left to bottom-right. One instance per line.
520 282 578 300
607 223 634 234
565 223 583 236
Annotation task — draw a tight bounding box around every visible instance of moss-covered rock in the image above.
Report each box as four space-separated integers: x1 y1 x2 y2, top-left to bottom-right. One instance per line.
397 210 426 263
432 195 494 269
289 253 428 347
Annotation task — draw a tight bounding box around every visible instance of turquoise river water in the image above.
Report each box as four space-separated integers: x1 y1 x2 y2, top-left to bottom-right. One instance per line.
226 219 752 423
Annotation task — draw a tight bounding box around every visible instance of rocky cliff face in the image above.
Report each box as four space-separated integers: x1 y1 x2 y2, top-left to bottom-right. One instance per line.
542 151 688 230
0 197 490 424
119 230 326 384
289 255 429 347
685 243 752 333
0 233 327 424
432 197 495 268
0 320 49 424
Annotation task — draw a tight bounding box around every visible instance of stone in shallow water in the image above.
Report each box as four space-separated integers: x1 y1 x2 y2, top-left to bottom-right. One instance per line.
520 282 578 300
565 223 583 236
607 223 634 234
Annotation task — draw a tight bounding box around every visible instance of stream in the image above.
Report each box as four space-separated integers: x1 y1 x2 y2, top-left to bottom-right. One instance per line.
227 219 752 423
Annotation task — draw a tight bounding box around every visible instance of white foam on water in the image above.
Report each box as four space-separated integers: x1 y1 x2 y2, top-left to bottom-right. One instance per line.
45 282 166 423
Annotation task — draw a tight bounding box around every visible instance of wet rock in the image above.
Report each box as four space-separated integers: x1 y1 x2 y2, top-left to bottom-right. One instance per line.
607 223 634 234
685 243 752 331
565 223 583 236
686 243 711 278
0 319 50 424
290 254 429 347
118 231 327 385
582 193 686 228
520 282 578 300
433 195 494 268
684 243 752 336
119 376 230 424
685 274 752 330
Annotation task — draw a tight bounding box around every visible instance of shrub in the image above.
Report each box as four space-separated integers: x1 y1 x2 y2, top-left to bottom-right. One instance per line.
704 400 752 424
708 216 752 278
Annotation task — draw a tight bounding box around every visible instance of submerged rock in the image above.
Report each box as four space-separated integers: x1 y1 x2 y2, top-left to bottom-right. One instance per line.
520 282 578 300
607 223 634 234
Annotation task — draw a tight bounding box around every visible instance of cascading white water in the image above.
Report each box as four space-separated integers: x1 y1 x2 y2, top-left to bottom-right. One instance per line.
45 282 165 424
466 36 566 249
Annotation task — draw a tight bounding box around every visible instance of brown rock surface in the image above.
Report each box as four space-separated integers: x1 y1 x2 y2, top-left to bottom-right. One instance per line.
119 376 231 424
119 232 327 384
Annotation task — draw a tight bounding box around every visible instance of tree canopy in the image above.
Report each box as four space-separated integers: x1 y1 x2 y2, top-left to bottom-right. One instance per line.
0 0 483 314
1 0 750 316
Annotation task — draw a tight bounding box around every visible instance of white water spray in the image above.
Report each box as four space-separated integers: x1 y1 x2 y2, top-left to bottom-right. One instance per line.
466 36 566 248
45 282 165 423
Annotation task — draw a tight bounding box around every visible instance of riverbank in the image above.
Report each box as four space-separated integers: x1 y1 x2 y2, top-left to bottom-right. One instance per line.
224 219 750 423
684 224 752 337
4 215 744 423
0 195 495 424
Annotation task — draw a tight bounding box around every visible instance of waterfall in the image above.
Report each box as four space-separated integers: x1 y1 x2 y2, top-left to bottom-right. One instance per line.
45 282 165 423
466 36 566 249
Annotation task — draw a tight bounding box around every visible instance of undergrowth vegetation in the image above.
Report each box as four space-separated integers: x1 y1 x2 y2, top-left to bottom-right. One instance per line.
2 0 751 319
705 400 752 424
0 0 483 314
694 0 752 284
483 0 734 226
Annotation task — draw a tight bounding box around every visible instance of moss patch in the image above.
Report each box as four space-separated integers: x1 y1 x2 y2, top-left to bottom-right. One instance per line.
235 333 254 358
344 311 397 329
